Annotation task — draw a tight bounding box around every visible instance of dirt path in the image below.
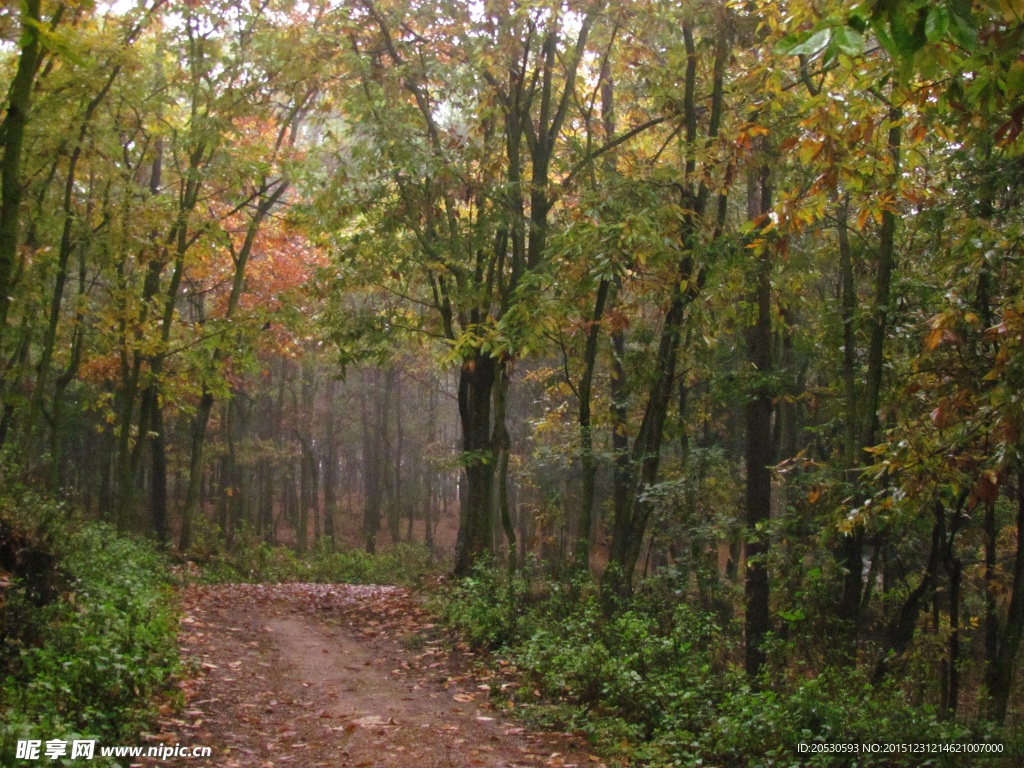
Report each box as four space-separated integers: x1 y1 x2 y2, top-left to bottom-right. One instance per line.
139 584 603 768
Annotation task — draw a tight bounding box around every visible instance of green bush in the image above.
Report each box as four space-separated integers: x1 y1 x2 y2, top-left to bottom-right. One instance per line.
440 565 1018 767
0 493 178 766
439 562 534 649
198 537 440 586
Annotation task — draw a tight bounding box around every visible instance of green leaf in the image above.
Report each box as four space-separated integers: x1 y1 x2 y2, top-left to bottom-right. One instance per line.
888 7 915 58
786 29 832 58
871 18 897 56
772 34 801 56
833 25 864 56
949 12 977 51
925 3 950 43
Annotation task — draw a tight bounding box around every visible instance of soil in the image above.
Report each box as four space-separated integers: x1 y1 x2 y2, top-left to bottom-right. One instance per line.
137 584 605 768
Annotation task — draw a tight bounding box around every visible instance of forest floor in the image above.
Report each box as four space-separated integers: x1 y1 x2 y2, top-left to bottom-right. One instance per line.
137 584 603 768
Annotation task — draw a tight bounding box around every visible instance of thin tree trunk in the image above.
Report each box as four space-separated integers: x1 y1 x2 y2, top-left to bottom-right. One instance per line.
323 377 338 546
493 362 516 574
841 109 902 645
983 497 999 705
873 499 944 683
744 161 773 679
361 372 383 554
602 18 727 602
945 554 962 716
989 471 1024 723
177 179 287 550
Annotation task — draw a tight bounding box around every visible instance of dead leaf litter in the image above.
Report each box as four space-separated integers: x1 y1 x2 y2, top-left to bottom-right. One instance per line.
143 583 602 768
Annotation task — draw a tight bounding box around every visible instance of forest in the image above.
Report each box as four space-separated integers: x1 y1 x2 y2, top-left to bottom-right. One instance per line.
0 0 1023 764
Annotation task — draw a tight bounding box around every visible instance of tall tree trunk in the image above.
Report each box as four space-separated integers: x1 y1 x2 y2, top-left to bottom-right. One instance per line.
744 162 773 679
493 362 516 573
577 278 610 573
361 371 383 554
983 497 999 705
150 392 169 543
30 66 121 470
602 18 728 603
839 108 902 646
179 390 214 551
47 243 88 490
323 376 338 546
390 372 403 544
0 0 42 342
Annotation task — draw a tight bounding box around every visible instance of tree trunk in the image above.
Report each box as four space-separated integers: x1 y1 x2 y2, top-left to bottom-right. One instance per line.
989 471 1024 723
944 554 962 717
361 373 382 554
176 179 287 551
873 499 944 684
0 0 42 342
150 394 169 544
323 376 338 545
179 391 214 551
577 278 610 572
493 362 516 574
453 352 497 577
840 109 902 646
390 372 403 544
744 162 773 679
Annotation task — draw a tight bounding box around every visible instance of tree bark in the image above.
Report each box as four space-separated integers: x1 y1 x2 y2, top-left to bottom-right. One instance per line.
989 471 1024 723
744 162 773 679
323 376 338 545
453 352 497 577
0 0 42 342
493 361 516 574
361 371 383 554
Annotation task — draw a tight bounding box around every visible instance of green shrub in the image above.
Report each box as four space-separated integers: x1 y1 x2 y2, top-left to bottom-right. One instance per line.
440 564 1018 767
0 492 178 766
439 562 534 649
198 537 440 586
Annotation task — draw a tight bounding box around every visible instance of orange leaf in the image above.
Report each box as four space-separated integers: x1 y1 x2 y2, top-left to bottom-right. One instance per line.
973 472 998 504
924 328 944 350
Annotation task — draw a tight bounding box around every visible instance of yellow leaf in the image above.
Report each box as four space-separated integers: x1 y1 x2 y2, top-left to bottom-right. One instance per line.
856 207 871 230
924 328 944 350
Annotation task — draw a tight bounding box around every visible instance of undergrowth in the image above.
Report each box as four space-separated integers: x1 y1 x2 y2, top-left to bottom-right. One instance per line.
441 563 1020 767
195 536 441 586
0 485 178 767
